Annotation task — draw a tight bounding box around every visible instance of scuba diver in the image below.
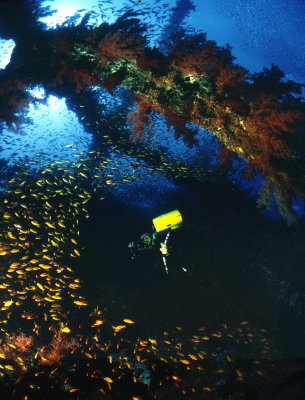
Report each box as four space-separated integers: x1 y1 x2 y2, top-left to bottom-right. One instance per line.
128 210 188 274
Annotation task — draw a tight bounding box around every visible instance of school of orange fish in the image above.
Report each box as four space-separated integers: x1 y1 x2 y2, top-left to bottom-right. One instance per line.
0 151 276 398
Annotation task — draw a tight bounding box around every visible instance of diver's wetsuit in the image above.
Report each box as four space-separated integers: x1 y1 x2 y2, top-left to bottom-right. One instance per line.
128 228 189 275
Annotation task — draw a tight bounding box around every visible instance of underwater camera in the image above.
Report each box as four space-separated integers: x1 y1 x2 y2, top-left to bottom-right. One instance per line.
128 210 182 260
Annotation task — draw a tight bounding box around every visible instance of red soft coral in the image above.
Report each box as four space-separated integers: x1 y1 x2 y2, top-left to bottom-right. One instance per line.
127 95 153 142
97 31 144 65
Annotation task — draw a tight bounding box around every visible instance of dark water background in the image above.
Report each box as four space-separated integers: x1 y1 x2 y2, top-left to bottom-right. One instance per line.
78 172 305 359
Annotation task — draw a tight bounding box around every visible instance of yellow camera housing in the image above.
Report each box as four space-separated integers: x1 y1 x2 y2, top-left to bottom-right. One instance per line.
152 210 182 232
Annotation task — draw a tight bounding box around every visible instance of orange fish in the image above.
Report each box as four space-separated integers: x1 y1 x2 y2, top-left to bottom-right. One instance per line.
112 325 126 334
123 318 135 324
